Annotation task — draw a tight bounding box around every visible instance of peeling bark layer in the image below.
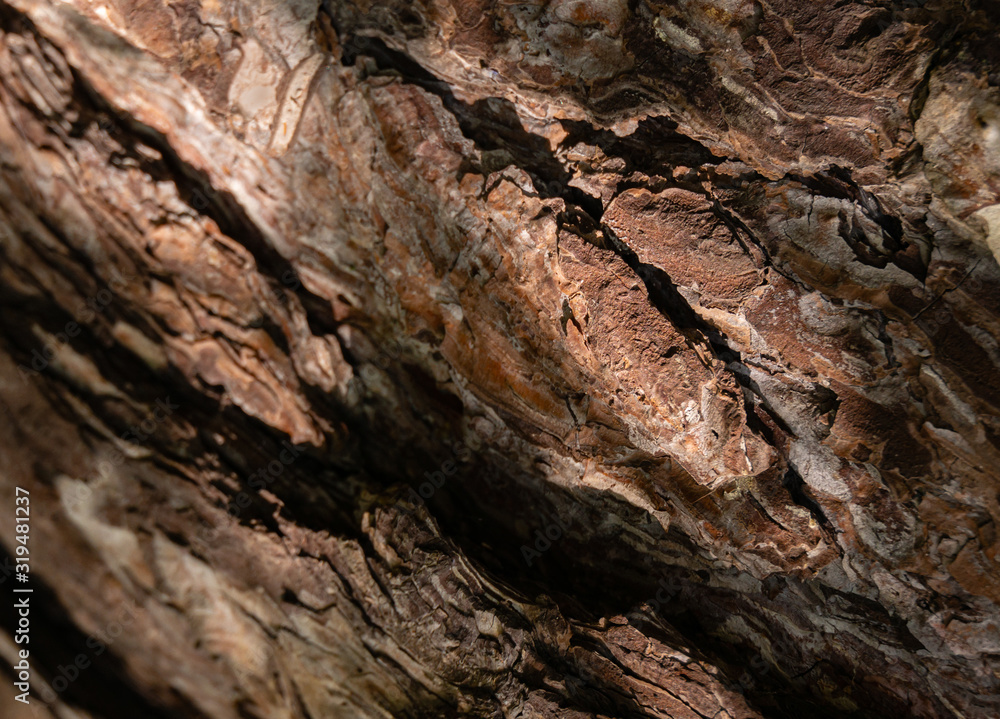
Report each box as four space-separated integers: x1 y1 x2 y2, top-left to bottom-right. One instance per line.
1 0 999 717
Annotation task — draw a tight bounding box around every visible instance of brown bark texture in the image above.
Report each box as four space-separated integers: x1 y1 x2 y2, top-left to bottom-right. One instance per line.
1 0 1000 717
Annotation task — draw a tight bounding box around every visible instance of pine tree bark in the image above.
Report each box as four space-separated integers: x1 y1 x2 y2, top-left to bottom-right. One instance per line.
1 0 1000 717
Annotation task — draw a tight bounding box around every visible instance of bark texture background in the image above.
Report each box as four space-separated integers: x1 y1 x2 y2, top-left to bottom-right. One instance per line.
1 0 999 717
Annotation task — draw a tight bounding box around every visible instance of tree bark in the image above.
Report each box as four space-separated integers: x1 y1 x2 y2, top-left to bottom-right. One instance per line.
1 0 999 717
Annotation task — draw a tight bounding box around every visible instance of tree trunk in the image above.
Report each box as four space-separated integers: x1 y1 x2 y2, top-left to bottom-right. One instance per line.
1 0 999 717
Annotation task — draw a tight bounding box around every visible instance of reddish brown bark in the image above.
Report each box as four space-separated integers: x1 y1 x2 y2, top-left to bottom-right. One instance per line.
1 0 1000 717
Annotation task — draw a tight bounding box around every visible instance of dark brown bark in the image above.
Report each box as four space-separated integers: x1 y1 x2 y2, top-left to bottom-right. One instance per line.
1 0 1000 717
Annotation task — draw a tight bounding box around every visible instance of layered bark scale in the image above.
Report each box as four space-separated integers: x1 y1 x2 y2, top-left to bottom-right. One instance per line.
1 0 999 717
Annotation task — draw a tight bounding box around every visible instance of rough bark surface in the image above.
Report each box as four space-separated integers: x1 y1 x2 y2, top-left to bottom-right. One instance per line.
1 0 999 717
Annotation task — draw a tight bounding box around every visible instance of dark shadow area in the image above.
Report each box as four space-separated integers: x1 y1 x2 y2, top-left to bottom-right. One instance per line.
0 548 202 718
